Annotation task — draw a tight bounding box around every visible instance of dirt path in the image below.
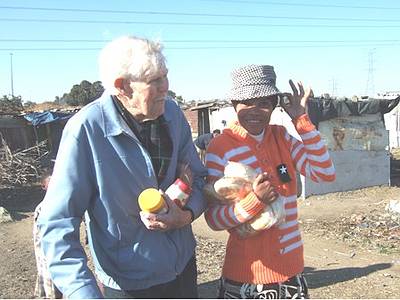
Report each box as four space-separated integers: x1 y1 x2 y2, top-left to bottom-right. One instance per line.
193 185 400 299
1 185 399 298
0 217 37 298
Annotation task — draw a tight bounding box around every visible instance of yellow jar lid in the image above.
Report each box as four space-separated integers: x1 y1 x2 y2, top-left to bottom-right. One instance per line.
138 188 165 213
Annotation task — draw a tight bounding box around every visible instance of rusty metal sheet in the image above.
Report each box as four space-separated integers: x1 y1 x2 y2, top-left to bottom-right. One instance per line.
318 114 388 151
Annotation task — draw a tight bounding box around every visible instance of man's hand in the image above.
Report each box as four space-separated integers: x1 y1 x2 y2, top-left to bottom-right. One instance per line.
252 172 278 205
139 190 192 231
281 80 313 119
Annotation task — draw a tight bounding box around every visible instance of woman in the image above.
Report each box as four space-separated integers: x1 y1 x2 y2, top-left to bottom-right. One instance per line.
204 64 336 299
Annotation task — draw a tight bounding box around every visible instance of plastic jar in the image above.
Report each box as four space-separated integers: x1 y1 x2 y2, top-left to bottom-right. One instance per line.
165 178 191 208
138 188 168 214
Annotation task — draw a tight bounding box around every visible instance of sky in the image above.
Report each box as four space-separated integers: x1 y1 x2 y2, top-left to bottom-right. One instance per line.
0 0 399 103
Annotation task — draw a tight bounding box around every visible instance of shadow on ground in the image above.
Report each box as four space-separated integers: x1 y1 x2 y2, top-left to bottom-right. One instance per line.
0 185 44 220
304 263 392 288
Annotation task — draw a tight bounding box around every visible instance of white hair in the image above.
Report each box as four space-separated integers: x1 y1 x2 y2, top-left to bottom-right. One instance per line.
98 36 166 94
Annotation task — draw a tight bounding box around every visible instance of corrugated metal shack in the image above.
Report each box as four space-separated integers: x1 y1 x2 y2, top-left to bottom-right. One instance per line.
302 97 399 197
0 111 74 159
0 113 35 152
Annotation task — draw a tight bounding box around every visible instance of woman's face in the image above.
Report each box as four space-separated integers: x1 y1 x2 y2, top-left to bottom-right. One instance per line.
233 96 277 135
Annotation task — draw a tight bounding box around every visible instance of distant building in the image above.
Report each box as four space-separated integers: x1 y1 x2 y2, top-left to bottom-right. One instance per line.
376 91 400 99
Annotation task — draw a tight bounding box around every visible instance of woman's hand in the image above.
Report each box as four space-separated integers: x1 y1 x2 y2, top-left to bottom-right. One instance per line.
281 80 313 119
252 173 278 205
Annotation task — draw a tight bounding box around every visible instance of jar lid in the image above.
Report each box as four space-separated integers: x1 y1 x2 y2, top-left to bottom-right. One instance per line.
175 178 192 194
138 188 165 213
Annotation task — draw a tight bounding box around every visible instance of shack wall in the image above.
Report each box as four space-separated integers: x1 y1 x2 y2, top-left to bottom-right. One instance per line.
303 114 390 197
0 116 36 151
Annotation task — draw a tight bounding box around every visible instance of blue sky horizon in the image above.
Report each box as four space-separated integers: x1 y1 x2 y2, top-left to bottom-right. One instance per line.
0 0 399 103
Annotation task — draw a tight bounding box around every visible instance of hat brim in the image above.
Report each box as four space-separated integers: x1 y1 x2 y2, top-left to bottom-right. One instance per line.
227 85 281 101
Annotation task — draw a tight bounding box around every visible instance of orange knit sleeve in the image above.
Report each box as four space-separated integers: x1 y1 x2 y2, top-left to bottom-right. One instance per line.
290 114 336 182
204 135 266 231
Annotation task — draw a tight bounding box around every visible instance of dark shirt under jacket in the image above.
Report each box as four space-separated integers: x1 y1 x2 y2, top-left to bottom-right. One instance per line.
112 96 173 184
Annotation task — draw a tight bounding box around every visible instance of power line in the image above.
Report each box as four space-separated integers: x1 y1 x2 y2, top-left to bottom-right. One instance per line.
0 6 400 22
0 39 109 43
1 18 400 28
0 48 101 51
199 0 400 10
0 43 399 51
1 38 400 44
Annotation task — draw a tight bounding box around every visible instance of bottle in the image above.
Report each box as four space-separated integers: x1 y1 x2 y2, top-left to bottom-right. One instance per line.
138 188 168 214
165 178 192 208
138 179 192 213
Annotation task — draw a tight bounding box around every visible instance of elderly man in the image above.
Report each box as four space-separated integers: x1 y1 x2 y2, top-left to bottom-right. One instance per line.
37 36 207 299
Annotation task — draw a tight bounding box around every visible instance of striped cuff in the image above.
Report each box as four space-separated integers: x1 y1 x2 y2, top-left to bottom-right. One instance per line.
239 192 266 217
292 114 315 134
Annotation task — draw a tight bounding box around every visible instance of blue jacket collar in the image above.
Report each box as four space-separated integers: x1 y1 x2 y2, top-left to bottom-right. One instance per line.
99 94 173 138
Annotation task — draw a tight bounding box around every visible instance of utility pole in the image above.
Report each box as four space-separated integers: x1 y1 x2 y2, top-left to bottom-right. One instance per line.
10 53 14 97
329 78 338 98
365 49 375 97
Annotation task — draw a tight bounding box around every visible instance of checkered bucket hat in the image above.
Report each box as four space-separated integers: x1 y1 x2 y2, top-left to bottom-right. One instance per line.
227 64 281 101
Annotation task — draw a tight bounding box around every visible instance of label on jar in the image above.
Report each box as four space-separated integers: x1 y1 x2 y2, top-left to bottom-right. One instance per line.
165 178 191 207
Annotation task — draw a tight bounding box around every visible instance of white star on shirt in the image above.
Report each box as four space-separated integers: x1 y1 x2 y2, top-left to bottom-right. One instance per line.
279 165 287 174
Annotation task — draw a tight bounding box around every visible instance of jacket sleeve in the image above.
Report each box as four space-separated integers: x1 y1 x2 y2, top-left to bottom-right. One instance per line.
289 114 336 182
37 122 103 299
176 106 208 219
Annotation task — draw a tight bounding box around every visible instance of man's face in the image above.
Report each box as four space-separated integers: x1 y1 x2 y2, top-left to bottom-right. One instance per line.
233 96 277 135
121 68 169 122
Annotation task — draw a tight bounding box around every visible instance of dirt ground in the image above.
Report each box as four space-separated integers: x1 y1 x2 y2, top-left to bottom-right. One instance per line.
1 183 399 299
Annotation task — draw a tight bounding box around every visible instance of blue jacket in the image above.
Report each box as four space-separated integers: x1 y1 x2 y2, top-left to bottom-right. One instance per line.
37 94 207 298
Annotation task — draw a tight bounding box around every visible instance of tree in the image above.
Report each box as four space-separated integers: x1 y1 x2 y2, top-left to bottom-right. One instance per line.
91 81 104 102
168 90 184 104
60 80 104 106
0 95 24 113
167 90 176 99
176 95 184 104
54 96 63 105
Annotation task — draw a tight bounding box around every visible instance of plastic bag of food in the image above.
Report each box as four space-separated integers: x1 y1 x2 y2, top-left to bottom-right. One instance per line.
234 196 286 238
203 161 257 204
204 161 286 238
